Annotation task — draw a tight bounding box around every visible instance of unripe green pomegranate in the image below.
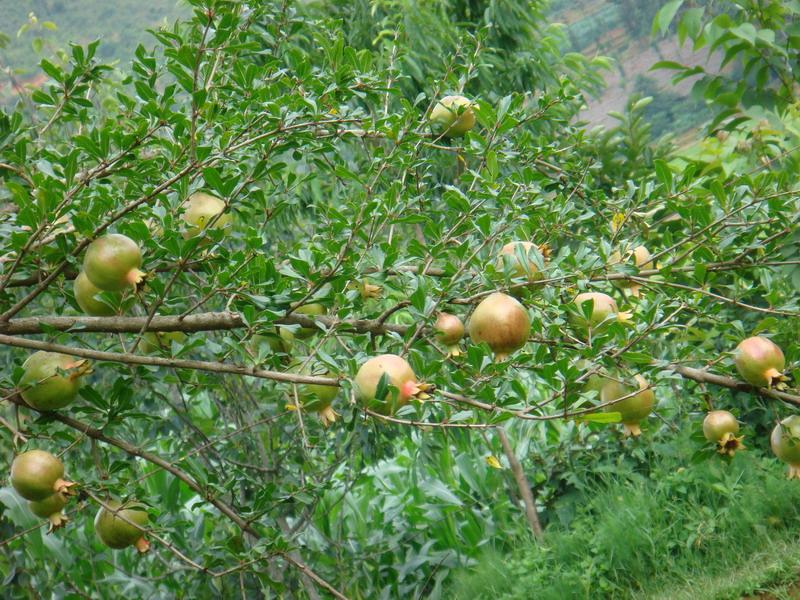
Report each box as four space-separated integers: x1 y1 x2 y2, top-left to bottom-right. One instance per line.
355 354 427 415
703 410 744 456
571 292 631 332
10 450 75 501
584 372 612 396
292 303 327 339
95 500 150 552
434 312 465 356
251 331 292 355
74 271 121 316
735 336 786 388
182 191 232 238
771 415 800 479
140 331 188 354
609 245 653 297
300 373 339 426
29 492 70 532
83 234 145 291
467 293 530 361
20 352 89 411
429 95 476 137
497 241 548 281
600 375 655 436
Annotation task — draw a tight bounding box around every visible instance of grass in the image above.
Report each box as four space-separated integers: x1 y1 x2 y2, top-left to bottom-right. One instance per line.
448 432 800 600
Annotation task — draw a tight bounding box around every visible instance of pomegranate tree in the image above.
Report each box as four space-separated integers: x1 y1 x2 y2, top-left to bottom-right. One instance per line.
83 233 145 291
771 415 800 479
74 271 121 316
571 292 631 333
702 410 744 456
355 354 428 415
734 336 786 388
434 312 465 356
10 450 75 501
467 292 530 361
29 492 70 532
429 95 476 137
600 375 655 436
94 500 150 552
182 191 232 238
20 352 89 411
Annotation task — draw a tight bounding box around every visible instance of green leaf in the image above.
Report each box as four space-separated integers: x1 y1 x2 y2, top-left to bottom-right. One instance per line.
653 0 684 36
579 412 622 423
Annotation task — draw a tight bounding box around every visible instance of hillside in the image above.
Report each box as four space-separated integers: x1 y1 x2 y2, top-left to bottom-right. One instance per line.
0 0 185 91
552 0 714 136
0 1 710 136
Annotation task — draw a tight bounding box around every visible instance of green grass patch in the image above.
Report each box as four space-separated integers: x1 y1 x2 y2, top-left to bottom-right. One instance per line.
448 435 800 600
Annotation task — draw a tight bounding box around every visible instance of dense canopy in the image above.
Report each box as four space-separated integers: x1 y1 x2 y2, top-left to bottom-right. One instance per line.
0 0 798 598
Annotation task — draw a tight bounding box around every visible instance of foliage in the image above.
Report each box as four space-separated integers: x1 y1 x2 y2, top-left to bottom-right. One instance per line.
0 0 797 598
449 430 800 599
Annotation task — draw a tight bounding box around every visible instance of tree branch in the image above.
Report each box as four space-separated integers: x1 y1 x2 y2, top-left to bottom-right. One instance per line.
0 333 339 387
497 428 543 539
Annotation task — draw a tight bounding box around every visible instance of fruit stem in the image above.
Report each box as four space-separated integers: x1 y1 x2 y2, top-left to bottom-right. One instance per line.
134 536 151 553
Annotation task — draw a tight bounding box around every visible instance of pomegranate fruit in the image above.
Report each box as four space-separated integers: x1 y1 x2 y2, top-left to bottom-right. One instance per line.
140 331 187 354
182 191 232 238
251 331 292 355
429 95 476 137
434 312 465 356
355 354 428 415
95 500 150 552
19 351 89 411
497 241 548 281
291 303 327 339
74 271 121 316
571 292 631 332
771 415 800 479
703 410 744 456
600 375 655 436
735 336 786 388
300 374 339 426
467 292 530 361
29 492 70 532
609 245 653 297
10 450 75 501
83 234 145 291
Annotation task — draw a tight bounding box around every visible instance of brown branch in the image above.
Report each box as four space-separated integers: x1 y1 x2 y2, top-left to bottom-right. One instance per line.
672 365 800 407
497 428 543 539
0 311 406 337
0 333 339 387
